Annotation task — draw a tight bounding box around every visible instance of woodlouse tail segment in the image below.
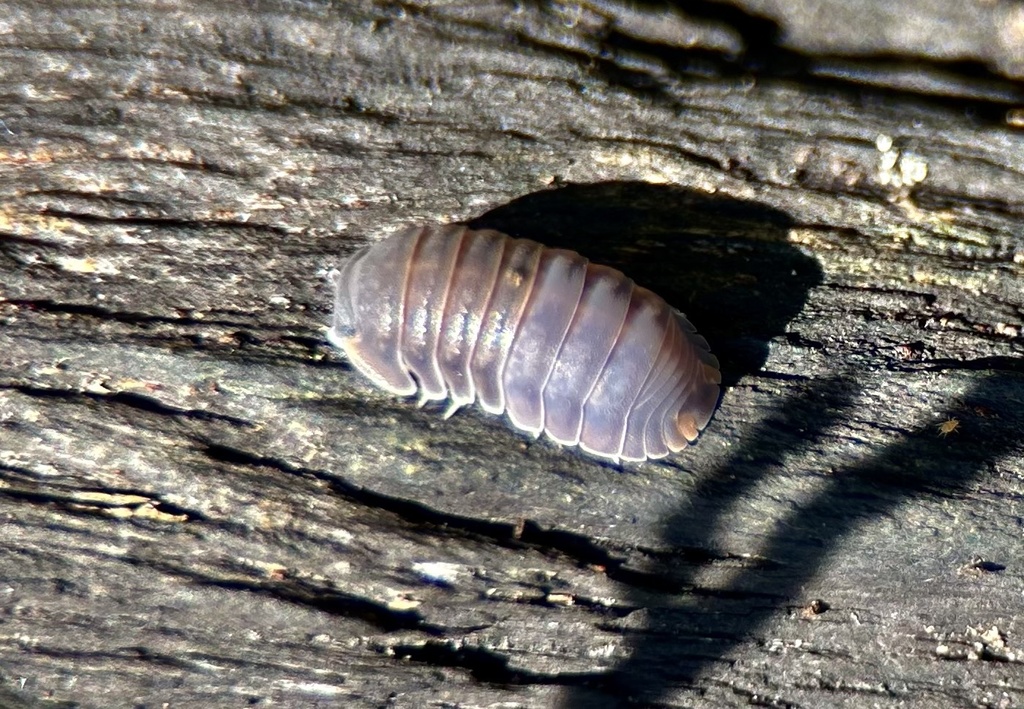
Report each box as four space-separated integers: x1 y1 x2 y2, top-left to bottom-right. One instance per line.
655 326 721 452
674 311 717 361
621 313 680 461
676 412 700 442
676 312 722 435
676 363 722 442
704 361 722 384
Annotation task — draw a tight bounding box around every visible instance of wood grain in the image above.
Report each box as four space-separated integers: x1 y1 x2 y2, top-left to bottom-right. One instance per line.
2 1 1023 707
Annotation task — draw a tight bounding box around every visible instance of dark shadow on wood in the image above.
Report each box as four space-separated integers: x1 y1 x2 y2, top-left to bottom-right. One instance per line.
562 368 1024 705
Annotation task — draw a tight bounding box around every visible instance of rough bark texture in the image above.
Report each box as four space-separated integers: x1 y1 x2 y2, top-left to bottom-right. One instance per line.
2 1 1024 707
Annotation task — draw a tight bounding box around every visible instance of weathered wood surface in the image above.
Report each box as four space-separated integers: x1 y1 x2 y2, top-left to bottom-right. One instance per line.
2 1 1024 707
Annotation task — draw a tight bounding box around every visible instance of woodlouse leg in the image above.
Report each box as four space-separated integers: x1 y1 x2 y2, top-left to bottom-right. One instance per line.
442 400 466 420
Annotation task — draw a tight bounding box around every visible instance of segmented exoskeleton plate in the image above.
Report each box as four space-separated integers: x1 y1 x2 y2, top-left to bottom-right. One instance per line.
328 224 721 462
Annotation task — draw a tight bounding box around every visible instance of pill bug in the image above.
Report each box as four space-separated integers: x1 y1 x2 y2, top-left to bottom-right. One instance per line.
327 224 721 462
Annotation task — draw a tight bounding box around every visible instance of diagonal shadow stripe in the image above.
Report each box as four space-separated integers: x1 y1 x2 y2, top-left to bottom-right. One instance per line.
564 368 1023 705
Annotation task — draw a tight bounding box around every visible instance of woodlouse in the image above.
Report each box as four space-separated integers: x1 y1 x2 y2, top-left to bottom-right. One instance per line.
327 224 721 462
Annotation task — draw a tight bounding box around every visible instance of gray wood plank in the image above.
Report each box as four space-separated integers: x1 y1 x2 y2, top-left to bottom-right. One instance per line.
2 1 1022 707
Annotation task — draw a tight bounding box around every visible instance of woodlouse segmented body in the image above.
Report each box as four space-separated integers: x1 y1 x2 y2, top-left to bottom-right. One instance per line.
327 224 721 462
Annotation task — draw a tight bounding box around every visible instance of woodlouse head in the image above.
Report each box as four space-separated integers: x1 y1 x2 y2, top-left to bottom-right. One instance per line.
326 270 352 337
